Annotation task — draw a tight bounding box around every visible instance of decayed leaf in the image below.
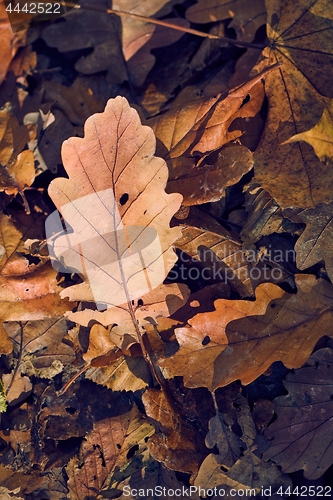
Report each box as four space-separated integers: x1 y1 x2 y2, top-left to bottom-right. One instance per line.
83 323 149 391
253 0 333 208
0 213 73 354
160 275 333 391
47 96 184 349
205 412 243 467
4 318 75 373
186 0 266 42
66 404 154 500
150 66 276 190
283 203 333 282
142 388 206 474
264 348 333 479
285 97 333 162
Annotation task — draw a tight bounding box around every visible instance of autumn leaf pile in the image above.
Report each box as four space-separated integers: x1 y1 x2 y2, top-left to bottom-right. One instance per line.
0 0 333 498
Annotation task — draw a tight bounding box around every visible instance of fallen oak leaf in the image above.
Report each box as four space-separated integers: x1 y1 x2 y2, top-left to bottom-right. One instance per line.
159 274 333 391
149 65 277 205
46 96 186 386
283 203 333 282
263 348 333 480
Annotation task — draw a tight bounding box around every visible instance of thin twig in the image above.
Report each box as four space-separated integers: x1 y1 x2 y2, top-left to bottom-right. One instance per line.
57 1 265 50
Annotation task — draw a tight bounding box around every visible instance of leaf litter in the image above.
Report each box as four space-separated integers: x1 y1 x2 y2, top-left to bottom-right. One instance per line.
0 0 333 497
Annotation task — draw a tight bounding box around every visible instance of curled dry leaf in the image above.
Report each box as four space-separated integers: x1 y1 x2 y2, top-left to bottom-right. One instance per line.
253 0 333 208
284 203 333 282
66 404 154 500
149 66 277 206
160 275 333 391
264 348 333 479
0 214 72 354
47 96 185 350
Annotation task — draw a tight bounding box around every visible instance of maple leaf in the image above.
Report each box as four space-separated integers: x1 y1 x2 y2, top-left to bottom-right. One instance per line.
264 347 333 479
159 275 333 391
47 96 186 350
284 97 333 162
253 0 333 208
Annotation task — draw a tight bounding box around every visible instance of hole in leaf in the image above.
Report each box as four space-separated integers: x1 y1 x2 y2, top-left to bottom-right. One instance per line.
127 444 139 459
65 407 77 415
119 193 129 205
240 94 250 107
202 336 210 346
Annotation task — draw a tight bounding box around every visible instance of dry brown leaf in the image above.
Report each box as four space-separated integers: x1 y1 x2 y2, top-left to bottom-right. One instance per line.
172 207 253 297
186 0 266 42
264 348 333 479
0 0 27 85
148 68 274 205
166 143 254 206
66 404 154 500
240 183 302 248
142 388 206 474
113 0 188 86
4 318 75 372
160 275 333 391
0 213 73 354
253 0 333 208
47 96 184 350
42 4 127 84
283 203 333 282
